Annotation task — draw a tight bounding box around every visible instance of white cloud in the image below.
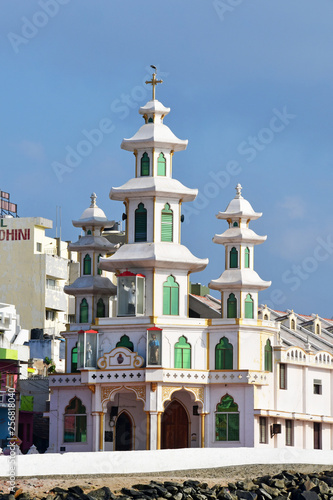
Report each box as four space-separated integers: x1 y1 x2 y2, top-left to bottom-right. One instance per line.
19 140 45 162
278 195 306 220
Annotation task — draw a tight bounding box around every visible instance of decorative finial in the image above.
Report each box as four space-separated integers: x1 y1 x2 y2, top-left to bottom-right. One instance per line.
145 66 163 100
235 183 243 198
90 192 97 207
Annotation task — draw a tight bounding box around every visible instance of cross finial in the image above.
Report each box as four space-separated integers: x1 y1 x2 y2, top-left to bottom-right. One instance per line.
145 66 163 100
90 192 97 207
235 183 243 198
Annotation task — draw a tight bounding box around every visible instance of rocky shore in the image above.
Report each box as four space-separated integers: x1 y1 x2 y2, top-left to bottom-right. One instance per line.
1 465 333 500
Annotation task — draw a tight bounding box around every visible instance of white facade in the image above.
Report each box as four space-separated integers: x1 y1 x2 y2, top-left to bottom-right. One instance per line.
47 82 333 455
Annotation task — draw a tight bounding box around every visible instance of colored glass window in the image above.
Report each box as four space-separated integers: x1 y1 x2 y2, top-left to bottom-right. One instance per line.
230 247 238 268
116 334 134 352
96 298 105 318
174 336 191 368
135 203 147 242
163 275 179 315
245 293 254 319
83 254 91 275
141 152 150 176
97 254 102 275
157 153 166 176
80 298 88 323
215 395 239 441
227 293 237 318
215 337 233 369
64 397 87 443
245 247 250 268
161 203 173 242
71 343 79 373
264 339 273 372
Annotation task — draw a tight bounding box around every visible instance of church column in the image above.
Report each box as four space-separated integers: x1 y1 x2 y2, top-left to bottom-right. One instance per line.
91 412 100 451
145 411 150 450
200 413 207 448
149 411 160 450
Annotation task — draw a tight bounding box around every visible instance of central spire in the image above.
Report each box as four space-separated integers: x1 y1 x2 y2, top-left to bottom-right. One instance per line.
145 67 163 100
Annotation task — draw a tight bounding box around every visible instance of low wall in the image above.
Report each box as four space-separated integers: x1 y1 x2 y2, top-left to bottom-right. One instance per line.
1 447 333 478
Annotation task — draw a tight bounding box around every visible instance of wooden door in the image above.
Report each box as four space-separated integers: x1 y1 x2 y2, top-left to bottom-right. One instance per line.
161 400 189 449
115 412 132 451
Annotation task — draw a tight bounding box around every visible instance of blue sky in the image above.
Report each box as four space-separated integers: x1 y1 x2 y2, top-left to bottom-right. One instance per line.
1 1 333 317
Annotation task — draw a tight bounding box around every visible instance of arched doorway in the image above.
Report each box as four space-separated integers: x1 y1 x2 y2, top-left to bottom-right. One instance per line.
115 412 133 451
161 400 189 449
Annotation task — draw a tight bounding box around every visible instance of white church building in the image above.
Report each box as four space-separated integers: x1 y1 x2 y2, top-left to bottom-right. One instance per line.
47 76 333 454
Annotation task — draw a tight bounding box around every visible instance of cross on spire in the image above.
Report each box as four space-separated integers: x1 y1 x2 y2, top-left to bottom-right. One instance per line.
145 68 163 100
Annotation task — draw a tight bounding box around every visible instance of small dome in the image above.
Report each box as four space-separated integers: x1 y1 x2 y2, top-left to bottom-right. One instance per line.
79 193 107 221
217 184 262 221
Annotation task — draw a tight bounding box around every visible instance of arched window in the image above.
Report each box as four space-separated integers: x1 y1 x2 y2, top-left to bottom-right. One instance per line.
215 394 239 441
264 314 268 320
264 339 273 372
97 254 102 276
174 336 191 368
230 247 238 268
96 298 105 318
140 152 150 176
227 293 237 318
291 319 295 330
71 343 79 373
245 247 250 268
64 397 87 443
161 203 173 242
83 254 91 275
233 222 238 227
87 230 92 235
163 275 179 315
80 298 88 323
135 203 147 242
116 334 134 352
316 323 320 335
245 293 254 319
215 337 233 369
148 117 153 123
157 152 166 176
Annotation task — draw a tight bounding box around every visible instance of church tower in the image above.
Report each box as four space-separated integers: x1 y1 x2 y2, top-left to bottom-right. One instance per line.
64 193 117 325
100 73 208 319
209 184 271 320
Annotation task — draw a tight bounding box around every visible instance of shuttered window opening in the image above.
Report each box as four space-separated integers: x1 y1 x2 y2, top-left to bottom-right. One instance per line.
163 275 179 315
135 203 147 242
286 420 293 446
259 417 267 443
157 152 166 176
161 203 173 241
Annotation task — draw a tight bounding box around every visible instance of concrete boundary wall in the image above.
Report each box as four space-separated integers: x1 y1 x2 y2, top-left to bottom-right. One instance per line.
1 448 333 478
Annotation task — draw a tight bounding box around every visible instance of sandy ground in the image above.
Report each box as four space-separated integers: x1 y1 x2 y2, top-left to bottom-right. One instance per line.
1 464 333 498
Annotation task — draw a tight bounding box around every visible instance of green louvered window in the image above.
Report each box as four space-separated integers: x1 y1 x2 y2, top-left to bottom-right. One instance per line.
96 298 105 318
265 339 273 372
215 337 233 369
71 343 78 373
215 394 239 441
116 334 134 352
161 203 173 242
64 397 87 443
245 248 250 268
80 298 88 323
227 293 237 318
157 152 166 176
83 254 91 275
163 275 179 315
135 203 147 242
141 152 150 176
245 293 254 319
174 336 191 368
230 247 238 268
